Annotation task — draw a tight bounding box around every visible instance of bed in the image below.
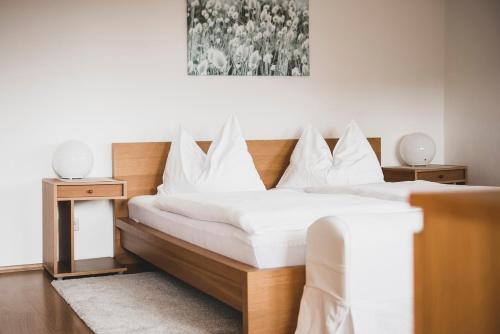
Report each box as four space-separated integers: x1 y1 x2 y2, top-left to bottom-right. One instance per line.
112 138 500 334
112 138 382 334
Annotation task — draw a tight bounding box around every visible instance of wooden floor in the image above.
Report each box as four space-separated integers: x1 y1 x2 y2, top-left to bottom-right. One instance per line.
0 270 92 334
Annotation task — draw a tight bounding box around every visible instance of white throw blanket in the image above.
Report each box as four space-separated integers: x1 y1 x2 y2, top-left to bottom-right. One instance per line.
155 189 421 235
306 180 495 202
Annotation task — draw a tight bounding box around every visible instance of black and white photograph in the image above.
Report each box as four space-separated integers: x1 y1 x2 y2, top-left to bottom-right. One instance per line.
187 0 310 76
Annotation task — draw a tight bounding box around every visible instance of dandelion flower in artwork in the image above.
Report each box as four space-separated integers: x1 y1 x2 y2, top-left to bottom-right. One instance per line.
263 53 273 64
249 50 261 70
260 10 268 22
302 38 309 50
208 48 227 71
302 64 309 75
194 23 203 34
190 0 199 8
235 25 245 37
270 64 276 72
301 55 308 64
197 60 208 75
272 5 280 14
292 67 301 76
246 20 255 33
254 32 262 41
235 45 250 61
247 0 257 9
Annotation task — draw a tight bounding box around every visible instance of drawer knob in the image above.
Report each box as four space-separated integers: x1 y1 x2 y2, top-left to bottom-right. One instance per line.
438 174 444 179
87 189 94 194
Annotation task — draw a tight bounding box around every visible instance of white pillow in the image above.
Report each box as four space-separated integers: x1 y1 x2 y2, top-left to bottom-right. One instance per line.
277 121 384 189
276 125 333 189
157 115 266 194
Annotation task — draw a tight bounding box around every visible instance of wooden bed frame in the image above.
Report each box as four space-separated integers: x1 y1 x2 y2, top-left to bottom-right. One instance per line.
112 138 381 334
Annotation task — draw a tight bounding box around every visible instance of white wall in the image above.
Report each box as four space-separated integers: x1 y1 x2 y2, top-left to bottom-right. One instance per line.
444 0 500 186
0 0 445 266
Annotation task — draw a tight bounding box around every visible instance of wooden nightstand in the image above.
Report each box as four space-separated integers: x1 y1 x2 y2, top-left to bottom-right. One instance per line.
382 165 467 184
42 178 128 278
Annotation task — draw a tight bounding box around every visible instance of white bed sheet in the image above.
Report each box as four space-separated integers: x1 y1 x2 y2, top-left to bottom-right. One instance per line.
129 194 422 270
306 180 497 202
128 195 307 269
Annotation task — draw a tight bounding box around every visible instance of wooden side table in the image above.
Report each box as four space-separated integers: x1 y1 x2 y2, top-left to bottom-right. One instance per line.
382 165 467 185
42 178 128 278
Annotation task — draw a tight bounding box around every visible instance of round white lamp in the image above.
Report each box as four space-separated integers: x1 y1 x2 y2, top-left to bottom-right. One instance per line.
52 140 94 179
399 133 436 166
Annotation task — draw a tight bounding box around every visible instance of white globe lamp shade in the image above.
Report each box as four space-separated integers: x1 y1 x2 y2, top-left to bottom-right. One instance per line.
52 140 94 179
399 133 436 166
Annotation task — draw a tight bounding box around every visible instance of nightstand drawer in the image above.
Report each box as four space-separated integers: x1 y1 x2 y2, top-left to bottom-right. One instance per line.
58 184 124 198
417 169 466 183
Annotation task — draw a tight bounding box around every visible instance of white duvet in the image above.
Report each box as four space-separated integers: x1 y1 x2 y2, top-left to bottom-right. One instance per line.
306 180 496 202
155 189 421 235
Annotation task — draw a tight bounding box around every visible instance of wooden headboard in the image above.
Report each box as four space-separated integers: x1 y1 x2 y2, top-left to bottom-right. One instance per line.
112 138 381 218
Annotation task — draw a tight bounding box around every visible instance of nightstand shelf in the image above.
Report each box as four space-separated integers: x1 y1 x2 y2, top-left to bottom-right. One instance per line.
51 257 126 279
382 165 467 184
42 178 128 279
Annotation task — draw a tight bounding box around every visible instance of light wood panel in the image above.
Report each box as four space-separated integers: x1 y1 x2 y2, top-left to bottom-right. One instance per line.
112 138 381 218
244 267 305 334
58 184 124 199
411 191 500 334
42 180 57 274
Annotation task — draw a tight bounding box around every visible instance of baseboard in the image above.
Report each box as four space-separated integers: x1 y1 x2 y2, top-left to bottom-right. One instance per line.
0 263 43 274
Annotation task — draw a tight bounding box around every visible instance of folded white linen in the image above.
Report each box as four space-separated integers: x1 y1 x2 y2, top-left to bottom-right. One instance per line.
155 189 421 235
306 180 496 202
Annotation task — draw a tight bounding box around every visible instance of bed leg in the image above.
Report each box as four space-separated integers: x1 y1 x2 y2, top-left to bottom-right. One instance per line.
243 267 305 334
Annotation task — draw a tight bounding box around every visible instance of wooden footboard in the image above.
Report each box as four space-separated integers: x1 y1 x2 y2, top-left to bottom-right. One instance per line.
116 218 305 334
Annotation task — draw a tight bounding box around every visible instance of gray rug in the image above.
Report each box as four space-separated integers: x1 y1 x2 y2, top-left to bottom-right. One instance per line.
52 272 242 334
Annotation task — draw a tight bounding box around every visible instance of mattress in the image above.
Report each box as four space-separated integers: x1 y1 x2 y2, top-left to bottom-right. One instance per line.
306 180 497 202
128 195 307 269
128 194 422 269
